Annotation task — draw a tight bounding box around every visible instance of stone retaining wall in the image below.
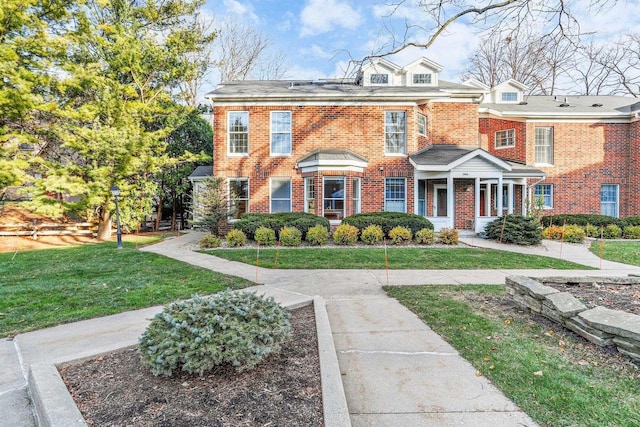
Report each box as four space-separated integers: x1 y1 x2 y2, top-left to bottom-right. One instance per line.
505 276 640 361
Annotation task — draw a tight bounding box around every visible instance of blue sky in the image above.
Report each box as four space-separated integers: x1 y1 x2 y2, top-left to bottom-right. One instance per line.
202 0 639 84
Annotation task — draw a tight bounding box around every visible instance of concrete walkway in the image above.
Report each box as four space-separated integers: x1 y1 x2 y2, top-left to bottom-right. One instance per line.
3 232 639 426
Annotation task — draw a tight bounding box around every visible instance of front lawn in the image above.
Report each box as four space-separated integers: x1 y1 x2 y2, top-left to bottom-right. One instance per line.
205 247 592 270
0 239 253 337
589 240 640 266
386 285 640 426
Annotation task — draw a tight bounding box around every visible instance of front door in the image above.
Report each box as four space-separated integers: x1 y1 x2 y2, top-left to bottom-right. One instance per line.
480 188 486 217
434 186 447 217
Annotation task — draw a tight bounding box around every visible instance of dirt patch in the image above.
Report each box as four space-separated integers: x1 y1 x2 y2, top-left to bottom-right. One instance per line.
59 305 323 427
544 281 640 315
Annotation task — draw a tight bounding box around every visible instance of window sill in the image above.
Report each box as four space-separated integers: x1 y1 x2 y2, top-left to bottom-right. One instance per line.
384 153 407 157
228 153 249 157
494 145 515 150
270 153 292 157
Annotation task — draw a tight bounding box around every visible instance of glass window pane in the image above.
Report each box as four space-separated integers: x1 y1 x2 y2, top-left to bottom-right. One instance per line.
385 178 405 212
272 179 291 198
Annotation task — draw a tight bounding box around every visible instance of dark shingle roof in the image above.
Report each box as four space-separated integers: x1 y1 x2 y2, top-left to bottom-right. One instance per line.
297 148 368 164
481 96 640 117
409 145 479 166
188 165 213 179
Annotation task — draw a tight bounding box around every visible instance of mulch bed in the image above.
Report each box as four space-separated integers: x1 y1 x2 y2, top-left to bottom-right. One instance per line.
59 305 323 427
545 282 640 315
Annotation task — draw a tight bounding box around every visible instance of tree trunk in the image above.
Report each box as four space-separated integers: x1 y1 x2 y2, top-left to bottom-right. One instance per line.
171 196 177 231
96 208 112 241
155 196 162 231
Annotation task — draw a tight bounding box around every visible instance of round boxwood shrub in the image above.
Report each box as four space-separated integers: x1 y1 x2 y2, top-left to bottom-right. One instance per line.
199 234 221 249
360 225 383 245
437 228 459 245
562 225 586 243
602 224 622 239
414 228 434 245
306 224 330 246
279 226 302 246
342 212 433 236
226 229 247 247
333 224 359 245
388 226 412 245
254 227 276 246
624 225 640 239
139 291 292 377
584 224 599 238
485 215 542 246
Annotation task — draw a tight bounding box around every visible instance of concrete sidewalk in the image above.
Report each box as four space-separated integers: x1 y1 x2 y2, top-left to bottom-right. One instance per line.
3 230 637 426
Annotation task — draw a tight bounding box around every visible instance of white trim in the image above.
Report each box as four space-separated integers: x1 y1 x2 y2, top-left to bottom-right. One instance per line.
384 177 407 213
269 177 292 213
304 176 315 214
410 149 512 172
352 177 361 214
494 129 516 149
228 177 250 219
322 176 346 220
270 110 292 156
227 111 249 155
384 110 407 155
417 113 427 136
433 184 447 217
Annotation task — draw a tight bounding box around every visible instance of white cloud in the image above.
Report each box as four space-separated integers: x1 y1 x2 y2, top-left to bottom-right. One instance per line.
222 0 260 24
300 0 361 36
286 63 327 80
303 44 334 59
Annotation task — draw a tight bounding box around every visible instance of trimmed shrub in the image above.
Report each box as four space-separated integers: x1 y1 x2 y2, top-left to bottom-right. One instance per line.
542 225 564 241
279 226 302 246
388 226 412 245
624 225 640 239
541 214 624 229
254 227 276 246
414 228 435 245
226 229 247 247
602 224 622 239
485 215 542 245
563 225 586 243
199 234 221 249
233 213 329 240
584 224 599 238
360 225 384 245
624 216 640 227
437 228 459 245
306 224 330 246
342 212 433 236
333 224 359 245
139 291 291 377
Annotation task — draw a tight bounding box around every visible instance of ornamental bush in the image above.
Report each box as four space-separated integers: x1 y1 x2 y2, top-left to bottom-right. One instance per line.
306 224 330 246
333 224 359 245
542 225 564 241
254 227 276 246
437 228 459 245
342 212 433 236
233 213 329 240
138 291 291 377
414 228 435 245
485 215 542 246
199 234 221 249
563 225 586 243
360 225 383 245
388 226 412 245
279 226 302 246
541 214 624 228
226 229 247 247
624 225 640 239
584 224 599 238
603 224 622 239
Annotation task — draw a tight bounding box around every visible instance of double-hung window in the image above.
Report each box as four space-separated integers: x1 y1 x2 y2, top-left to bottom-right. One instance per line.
304 177 315 213
323 177 345 220
271 111 292 155
270 178 291 213
417 114 427 136
413 73 432 84
534 184 553 209
385 111 406 154
534 127 553 164
370 73 389 84
352 178 361 214
229 178 249 219
601 184 619 218
228 112 249 155
495 129 515 148
385 178 406 212
501 92 518 102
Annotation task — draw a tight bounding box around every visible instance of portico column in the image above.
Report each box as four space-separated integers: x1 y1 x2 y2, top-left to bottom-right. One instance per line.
485 182 491 216
447 173 454 228
507 182 514 215
497 176 503 218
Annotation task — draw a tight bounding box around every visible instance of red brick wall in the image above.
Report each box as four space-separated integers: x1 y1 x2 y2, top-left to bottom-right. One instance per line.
427 102 479 145
630 120 640 216
479 118 527 162
455 179 475 229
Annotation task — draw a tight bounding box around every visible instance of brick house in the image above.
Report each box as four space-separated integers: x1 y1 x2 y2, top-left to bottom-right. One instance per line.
204 57 640 233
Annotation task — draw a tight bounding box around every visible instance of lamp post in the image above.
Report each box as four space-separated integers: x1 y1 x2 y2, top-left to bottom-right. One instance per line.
110 185 123 250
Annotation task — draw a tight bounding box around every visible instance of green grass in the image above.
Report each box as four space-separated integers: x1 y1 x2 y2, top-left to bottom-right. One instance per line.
204 247 593 270
0 238 254 338
386 285 640 426
589 240 640 266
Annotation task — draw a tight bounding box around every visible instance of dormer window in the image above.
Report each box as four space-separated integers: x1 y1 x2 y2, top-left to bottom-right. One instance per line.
412 73 432 85
370 74 389 84
501 92 518 102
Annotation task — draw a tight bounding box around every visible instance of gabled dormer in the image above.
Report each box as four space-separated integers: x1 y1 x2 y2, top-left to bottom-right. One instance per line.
402 57 443 87
360 58 401 86
487 79 528 104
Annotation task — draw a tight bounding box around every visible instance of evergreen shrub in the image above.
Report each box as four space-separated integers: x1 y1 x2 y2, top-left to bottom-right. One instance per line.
333 224 359 245
602 224 622 239
437 228 459 245
541 214 624 228
584 224 599 238
360 225 384 245
306 224 330 246
138 291 291 377
485 215 542 245
414 228 435 245
233 213 329 240
624 226 640 239
388 226 412 245
254 227 276 246
279 226 302 246
199 234 221 249
342 212 433 236
562 225 586 243
226 229 247 247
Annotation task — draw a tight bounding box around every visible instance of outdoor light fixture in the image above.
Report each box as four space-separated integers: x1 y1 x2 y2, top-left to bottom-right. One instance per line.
110 185 123 250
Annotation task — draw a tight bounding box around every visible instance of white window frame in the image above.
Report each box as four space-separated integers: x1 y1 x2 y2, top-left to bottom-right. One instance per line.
370 73 389 85
495 129 515 148
304 177 315 213
352 177 361 214
229 178 250 220
413 73 432 84
385 178 406 213
501 92 519 102
270 177 292 213
534 127 554 165
534 184 553 209
601 184 619 218
385 111 407 155
323 177 345 221
270 111 292 156
417 114 427 136
228 111 249 156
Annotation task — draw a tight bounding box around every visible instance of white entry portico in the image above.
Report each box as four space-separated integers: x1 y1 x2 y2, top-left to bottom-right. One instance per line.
410 145 545 233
